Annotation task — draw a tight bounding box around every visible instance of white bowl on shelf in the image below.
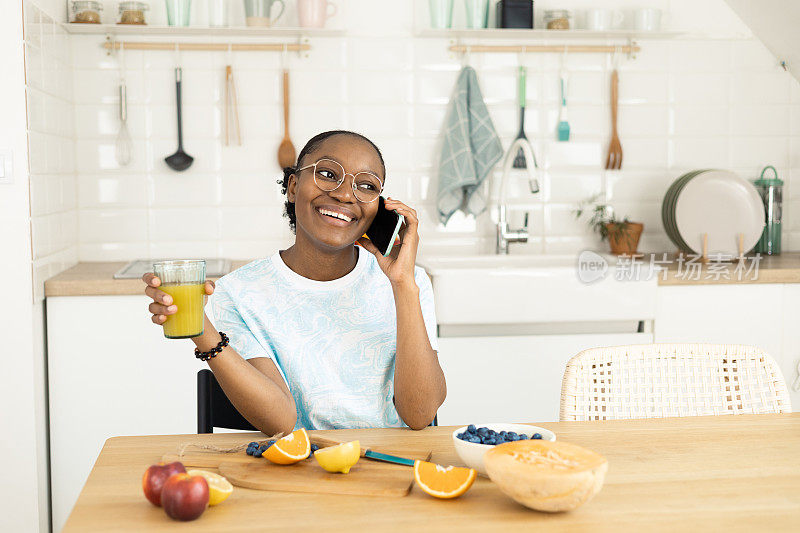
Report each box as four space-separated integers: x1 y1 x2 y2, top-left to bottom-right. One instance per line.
451 423 556 476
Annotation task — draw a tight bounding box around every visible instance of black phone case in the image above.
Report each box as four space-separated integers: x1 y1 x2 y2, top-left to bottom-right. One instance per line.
365 197 402 256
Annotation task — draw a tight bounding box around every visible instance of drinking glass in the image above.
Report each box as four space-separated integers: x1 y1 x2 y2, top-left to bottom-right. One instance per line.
165 0 192 26
464 0 488 29
429 0 454 29
153 260 206 339
208 0 228 27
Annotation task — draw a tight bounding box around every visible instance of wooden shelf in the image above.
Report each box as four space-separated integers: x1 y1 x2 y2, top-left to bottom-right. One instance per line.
417 28 686 40
62 23 344 38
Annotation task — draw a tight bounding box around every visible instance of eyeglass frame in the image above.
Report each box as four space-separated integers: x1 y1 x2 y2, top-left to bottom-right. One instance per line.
295 157 384 203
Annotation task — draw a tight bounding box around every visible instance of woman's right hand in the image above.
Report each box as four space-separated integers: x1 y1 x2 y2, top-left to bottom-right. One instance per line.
142 272 215 326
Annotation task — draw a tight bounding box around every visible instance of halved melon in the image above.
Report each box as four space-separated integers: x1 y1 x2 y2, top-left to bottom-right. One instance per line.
484 440 608 512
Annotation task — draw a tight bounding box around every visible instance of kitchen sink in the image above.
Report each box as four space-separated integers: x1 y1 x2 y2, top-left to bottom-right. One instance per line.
416 253 658 325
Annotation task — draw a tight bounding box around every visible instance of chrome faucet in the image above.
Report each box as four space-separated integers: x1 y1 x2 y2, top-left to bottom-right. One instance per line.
494 137 539 254
496 205 529 254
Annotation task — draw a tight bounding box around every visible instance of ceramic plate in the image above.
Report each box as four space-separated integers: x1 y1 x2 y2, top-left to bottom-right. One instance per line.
662 170 705 251
674 170 765 257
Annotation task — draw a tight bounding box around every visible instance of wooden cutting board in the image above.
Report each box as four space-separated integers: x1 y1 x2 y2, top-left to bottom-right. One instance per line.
161 449 431 497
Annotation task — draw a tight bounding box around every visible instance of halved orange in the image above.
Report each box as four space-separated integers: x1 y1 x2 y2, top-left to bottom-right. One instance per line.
263 429 311 465
413 460 476 499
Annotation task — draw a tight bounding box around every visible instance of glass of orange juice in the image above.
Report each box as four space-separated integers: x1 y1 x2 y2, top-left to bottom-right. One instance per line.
153 260 206 339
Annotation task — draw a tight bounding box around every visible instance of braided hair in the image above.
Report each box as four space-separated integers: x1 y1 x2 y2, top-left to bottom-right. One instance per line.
277 130 386 234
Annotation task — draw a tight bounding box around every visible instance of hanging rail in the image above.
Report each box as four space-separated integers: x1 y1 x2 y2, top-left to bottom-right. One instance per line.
103 41 311 52
449 43 640 54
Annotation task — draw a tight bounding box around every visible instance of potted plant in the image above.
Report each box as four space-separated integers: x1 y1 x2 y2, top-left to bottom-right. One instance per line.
575 195 644 255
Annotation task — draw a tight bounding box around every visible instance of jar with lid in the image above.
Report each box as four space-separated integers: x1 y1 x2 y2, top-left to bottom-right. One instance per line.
754 165 783 255
117 1 149 25
544 9 573 30
70 1 103 23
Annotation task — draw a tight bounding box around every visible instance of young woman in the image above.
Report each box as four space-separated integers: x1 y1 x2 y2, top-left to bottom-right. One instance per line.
143 130 446 434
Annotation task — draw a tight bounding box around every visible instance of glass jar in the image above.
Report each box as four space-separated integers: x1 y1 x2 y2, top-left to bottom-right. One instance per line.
70 1 103 24
117 1 149 25
544 9 573 30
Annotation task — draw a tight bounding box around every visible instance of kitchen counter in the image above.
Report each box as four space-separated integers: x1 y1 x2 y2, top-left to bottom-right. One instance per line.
63 414 800 531
44 261 251 297
45 253 800 297
656 252 800 285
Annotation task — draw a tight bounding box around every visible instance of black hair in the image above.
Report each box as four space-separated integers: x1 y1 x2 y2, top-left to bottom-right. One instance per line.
277 130 386 233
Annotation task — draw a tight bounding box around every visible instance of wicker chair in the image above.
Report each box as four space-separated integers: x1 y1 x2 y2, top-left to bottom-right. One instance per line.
560 343 791 421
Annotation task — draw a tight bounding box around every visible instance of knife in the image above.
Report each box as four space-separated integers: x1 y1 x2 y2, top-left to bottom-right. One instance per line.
309 435 425 467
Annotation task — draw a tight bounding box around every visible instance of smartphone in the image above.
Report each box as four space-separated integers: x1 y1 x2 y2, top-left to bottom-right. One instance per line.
365 196 405 257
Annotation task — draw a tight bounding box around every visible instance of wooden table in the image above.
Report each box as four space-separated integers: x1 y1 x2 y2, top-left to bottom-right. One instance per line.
64 414 800 531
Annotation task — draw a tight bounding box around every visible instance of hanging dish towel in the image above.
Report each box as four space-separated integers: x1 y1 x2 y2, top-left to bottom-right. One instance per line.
437 66 504 224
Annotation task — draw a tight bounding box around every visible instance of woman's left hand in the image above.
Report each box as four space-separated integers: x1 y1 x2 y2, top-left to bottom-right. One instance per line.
357 197 419 288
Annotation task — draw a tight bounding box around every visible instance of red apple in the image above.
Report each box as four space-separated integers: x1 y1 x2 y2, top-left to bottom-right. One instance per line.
142 462 186 506
161 473 209 521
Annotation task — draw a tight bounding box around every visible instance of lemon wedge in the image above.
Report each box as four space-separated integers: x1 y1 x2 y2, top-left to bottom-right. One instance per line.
186 469 233 506
313 440 361 474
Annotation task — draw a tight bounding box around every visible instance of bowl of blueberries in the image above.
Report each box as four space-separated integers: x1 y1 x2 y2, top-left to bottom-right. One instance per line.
453 423 556 476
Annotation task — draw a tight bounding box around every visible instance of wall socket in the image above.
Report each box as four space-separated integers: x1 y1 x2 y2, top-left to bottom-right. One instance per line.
0 149 12 184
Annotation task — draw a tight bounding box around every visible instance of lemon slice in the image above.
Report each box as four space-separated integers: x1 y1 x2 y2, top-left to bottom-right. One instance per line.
313 440 361 474
186 469 233 506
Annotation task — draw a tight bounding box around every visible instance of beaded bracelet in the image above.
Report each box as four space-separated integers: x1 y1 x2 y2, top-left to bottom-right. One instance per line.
195 331 229 361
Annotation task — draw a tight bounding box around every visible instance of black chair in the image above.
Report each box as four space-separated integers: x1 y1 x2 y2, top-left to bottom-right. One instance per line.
197 369 437 433
197 369 257 433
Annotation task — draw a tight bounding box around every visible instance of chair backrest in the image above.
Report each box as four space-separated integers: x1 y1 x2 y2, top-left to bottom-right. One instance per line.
197 369 438 432
560 343 791 422
197 369 257 433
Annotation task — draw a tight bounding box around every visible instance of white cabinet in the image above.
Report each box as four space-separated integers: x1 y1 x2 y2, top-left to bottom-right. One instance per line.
47 296 204 533
781 285 800 409
654 284 785 358
436 332 652 425
655 283 797 411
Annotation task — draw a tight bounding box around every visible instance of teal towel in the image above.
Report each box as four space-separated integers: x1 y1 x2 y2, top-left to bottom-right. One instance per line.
437 66 504 224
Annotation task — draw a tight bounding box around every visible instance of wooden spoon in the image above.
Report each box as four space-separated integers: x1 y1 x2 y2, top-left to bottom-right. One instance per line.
604 69 622 170
277 69 296 168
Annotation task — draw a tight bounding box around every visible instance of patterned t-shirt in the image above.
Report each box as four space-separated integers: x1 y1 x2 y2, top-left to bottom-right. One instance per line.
206 248 439 430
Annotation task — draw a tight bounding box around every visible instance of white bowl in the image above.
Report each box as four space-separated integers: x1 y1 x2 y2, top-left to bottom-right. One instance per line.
452 423 556 476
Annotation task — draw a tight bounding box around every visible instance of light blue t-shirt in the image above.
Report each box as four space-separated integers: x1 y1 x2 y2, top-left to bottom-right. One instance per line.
206 248 439 430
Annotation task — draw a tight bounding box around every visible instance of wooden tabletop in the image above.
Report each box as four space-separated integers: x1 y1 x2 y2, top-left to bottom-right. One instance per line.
64 414 800 531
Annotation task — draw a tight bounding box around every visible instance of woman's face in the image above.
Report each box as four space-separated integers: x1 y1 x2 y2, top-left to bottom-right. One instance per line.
287 136 384 252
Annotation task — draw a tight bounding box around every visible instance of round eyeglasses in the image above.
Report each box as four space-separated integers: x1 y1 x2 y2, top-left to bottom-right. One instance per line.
296 158 383 203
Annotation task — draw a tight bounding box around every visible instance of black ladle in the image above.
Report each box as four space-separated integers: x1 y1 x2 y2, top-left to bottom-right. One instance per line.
164 67 193 171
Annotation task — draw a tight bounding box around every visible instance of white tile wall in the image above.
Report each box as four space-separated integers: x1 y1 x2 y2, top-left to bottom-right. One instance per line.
25 1 78 301
24 0 800 267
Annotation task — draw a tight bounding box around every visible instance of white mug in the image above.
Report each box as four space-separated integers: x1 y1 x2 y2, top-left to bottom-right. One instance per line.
298 0 337 28
634 8 662 32
584 8 623 31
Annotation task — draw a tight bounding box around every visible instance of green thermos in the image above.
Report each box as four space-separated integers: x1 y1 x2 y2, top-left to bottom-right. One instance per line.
754 165 783 255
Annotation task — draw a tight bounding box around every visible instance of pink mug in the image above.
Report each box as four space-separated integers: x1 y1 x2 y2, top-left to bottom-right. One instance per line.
298 0 337 28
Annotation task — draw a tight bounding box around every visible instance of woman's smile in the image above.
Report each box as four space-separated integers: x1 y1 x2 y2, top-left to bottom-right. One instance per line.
315 204 359 227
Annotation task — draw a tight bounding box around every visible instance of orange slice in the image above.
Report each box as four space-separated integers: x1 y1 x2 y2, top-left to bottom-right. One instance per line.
413 460 476 499
263 429 311 465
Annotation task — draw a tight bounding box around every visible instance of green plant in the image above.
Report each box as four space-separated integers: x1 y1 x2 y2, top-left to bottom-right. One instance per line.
574 194 632 243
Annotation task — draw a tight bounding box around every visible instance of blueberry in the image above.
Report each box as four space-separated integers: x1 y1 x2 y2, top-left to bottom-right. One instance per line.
267 440 276 448
533 433 542 439
487 429 497 437
477 427 488 437
457 432 466 440
508 432 518 440
311 443 320 452
253 448 265 458
519 434 528 440
467 424 477 434
245 448 252 456
248 441 259 448
499 431 508 437
469 436 481 444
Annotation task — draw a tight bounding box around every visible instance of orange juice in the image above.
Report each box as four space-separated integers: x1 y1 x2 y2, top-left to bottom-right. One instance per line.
160 283 205 338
